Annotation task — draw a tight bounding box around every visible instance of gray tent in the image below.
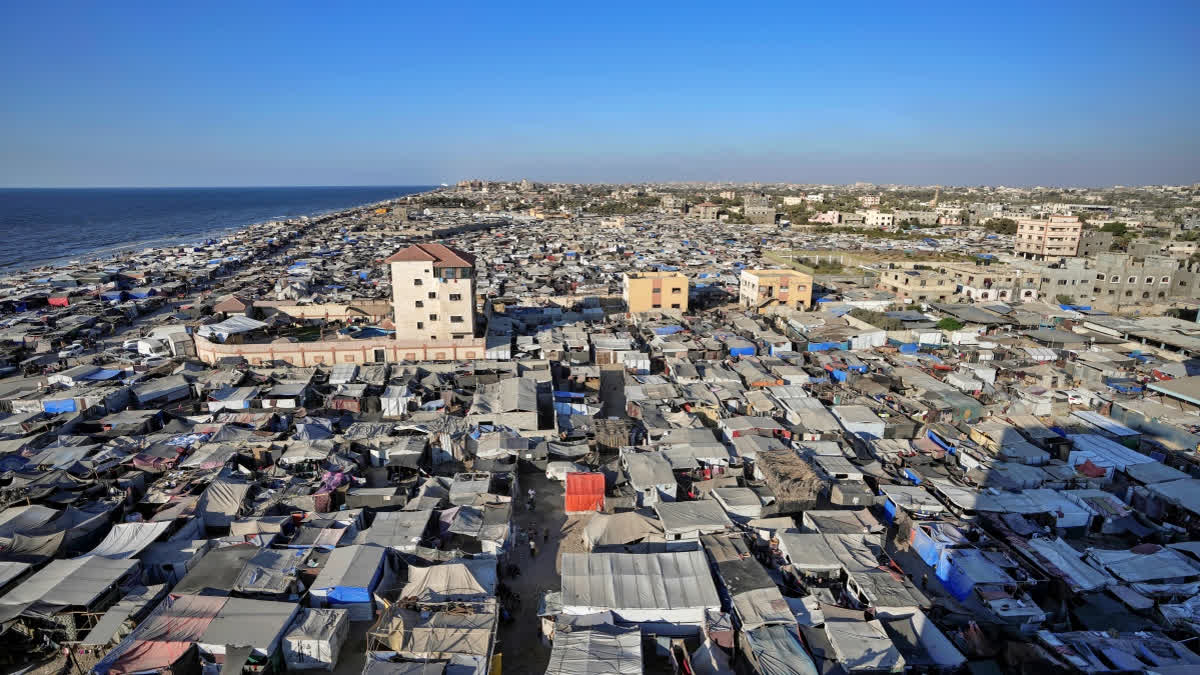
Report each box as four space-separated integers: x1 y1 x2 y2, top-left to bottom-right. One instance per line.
545 625 642 675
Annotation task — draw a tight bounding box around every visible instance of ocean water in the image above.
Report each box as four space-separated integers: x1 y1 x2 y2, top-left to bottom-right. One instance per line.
0 186 434 272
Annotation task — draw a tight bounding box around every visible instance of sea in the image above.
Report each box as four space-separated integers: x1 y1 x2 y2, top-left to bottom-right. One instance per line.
0 186 435 272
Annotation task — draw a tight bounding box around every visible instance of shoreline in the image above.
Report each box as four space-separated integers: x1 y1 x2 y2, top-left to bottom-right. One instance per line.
0 186 438 280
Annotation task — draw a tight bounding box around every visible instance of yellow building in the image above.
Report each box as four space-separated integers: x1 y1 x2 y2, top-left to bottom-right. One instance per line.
622 271 689 313
739 269 813 312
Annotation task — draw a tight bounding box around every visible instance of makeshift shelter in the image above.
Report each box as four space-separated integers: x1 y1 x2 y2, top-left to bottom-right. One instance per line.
742 623 819 675
754 450 829 513
0 556 137 622
85 521 172 559
368 603 496 662
310 544 389 621
399 559 494 603
196 477 251 531
559 550 720 628
565 472 605 513
196 597 300 658
821 604 905 672
581 511 666 550
283 607 350 671
654 500 734 539
545 625 642 675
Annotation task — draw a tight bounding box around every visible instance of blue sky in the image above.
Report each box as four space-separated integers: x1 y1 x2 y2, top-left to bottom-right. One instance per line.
1 1 1197 187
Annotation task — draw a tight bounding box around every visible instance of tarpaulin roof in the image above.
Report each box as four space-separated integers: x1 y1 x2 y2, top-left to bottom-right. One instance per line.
581 511 665 549
821 604 906 672
0 556 137 620
400 559 494 602
565 472 605 513
312 544 385 593
196 316 268 339
742 623 818 675
545 625 642 675
197 597 299 652
0 504 58 538
86 521 172 559
653 500 733 535
560 550 720 614
172 544 260 595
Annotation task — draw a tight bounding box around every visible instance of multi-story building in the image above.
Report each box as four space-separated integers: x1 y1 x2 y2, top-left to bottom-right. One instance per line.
1028 258 1094 301
875 268 957 303
693 202 720 220
1077 230 1114 257
739 269 813 313
941 263 1040 302
893 210 939 227
1091 253 1178 303
661 195 686 211
719 190 737 200
743 193 771 209
1015 215 1083 259
781 196 806 206
745 206 777 224
623 271 689 313
809 211 842 224
386 243 478 344
860 194 881 208
858 209 895 229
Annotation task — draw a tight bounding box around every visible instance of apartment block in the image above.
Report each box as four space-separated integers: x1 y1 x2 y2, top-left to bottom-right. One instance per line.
739 269 813 313
623 271 689 313
1015 215 1082 259
876 268 957 303
386 243 478 344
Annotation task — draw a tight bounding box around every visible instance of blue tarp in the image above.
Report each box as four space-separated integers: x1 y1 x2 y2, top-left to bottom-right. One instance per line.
1059 304 1092 311
328 586 372 604
128 289 156 299
830 369 848 382
554 391 586 399
652 325 684 335
927 430 955 454
43 399 77 414
904 468 922 485
807 341 847 352
84 369 122 380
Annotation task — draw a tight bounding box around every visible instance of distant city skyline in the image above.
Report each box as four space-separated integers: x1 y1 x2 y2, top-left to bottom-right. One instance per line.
2 1 1197 188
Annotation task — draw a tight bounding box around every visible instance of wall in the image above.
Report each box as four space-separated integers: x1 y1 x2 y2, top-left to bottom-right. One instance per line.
194 334 487 366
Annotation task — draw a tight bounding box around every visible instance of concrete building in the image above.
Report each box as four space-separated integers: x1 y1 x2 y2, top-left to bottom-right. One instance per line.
893 210 939 227
860 194 880 208
1015 215 1082 259
622 271 689 313
661 195 686 212
1077 230 1114 258
942 263 1039 302
1030 258 1094 301
809 211 842 224
739 269 813 313
693 202 720 220
743 193 770 209
745 206 777 224
876 268 957 303
1091 253 1177 303
781 196 806 206
858 210 895 229
719 190 737 200
386 243 478 345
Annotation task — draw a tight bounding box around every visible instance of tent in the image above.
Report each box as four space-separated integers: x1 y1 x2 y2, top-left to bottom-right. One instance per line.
369 605 496 661
545 625 642 675
565 472 605 513
310 545 388 621
399 559 494 603
283 607 350 671
581 511 665 550
197 477 251 530
0 556 137 621
559 550 721 625
742 624 818 675
196 597 300 657
86 521 172 559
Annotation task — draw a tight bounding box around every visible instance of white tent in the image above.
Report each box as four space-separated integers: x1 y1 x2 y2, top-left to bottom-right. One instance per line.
545 625 642 675
310 545 388 621
560 550 720 625
86 521 172 559
283 608 349 671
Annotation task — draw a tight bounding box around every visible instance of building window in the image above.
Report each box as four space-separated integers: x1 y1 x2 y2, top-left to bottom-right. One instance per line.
671 303 681 309
672 288 682 294
416 321 423 329
415 300 423 308
450 315 464 323
652 287 661 294
449 294 462 301
1128 276 1136 283
413 279 423 286
1146 277 1154 285
428 292 436 299
652 303 661 308
443 268 456 279
429 314 438 321
1162 277 1170 283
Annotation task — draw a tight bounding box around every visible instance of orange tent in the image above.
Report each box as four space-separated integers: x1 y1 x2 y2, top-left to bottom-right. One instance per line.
565 472 605 513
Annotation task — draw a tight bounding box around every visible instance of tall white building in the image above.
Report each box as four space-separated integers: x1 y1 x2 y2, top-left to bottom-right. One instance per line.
385 243 478 344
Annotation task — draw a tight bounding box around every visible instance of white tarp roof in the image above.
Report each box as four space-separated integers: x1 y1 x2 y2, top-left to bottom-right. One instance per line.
653 501 733 535
0 556 137 620
469 377 538 414
822 605 906 672
560 550 720 618
400 559 493 602
312 544 385 591
1025 537 1114 592
197 316 268 339
86 521 172 559
197 597 299 655
545 626 642 675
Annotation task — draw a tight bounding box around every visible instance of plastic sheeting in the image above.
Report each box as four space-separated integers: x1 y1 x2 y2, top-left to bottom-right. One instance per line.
86 521 172 559
560 550 720 624
283 608 350 671
311 545 386 621
742 624 818 675
565 472 605 513
400 559 493 602
197 477 251 529
545 625 642 675
0 556 137 621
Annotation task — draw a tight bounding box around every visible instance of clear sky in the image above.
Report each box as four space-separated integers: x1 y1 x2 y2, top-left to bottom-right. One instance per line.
2 1 1197 187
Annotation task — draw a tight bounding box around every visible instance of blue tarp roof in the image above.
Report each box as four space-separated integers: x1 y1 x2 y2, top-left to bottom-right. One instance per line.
1059 304 1092 311
84 369 122 380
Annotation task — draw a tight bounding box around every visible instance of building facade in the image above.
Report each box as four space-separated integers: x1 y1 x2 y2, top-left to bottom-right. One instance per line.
745 206 777 224
386 243 479 345
693 202 720 220
739 269 813 313
1077 230 1114 258
858 210 895 229
893 210 939 227
942 263 1040 302
623 271 689 313
1015 215 1083 259
1091 253 1178 303
876 268 957 303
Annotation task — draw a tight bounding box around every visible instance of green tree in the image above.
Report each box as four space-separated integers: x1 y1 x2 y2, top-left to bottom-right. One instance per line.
982 218 1018 235
936 317 964 331
1055 294 1075 305
1099 222 1128 236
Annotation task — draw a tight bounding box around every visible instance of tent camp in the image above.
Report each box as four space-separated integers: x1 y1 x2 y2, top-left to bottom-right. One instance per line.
399 559 495 603
283 607 350 671
195 597 300 658
310 545 389 621
565 472 605 513
368 604 497 663
0 556 138 622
